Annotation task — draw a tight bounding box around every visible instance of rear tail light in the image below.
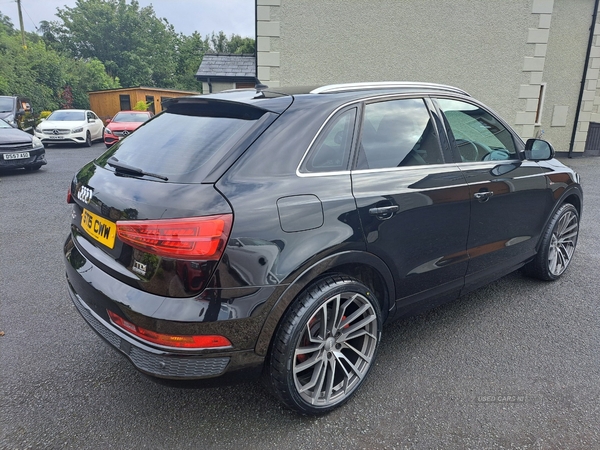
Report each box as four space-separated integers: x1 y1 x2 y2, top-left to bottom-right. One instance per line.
116 214 232 260
67 189 73 204
107 310 232 349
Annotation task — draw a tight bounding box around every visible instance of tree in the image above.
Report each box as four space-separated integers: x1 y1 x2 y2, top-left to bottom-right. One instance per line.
207 31 255 54
48 0 178 87
225 34 256 54
38 20 59 47
2 2 256 111
0 13 119 110
172 31 208 91
209 31 228 53
64 58 121 108
0 11 14 33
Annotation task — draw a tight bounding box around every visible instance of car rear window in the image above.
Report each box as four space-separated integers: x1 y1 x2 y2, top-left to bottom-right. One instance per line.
96 103 266 183
113 112 151 122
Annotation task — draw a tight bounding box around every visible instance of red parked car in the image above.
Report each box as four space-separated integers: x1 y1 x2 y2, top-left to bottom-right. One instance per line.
103 111 153 147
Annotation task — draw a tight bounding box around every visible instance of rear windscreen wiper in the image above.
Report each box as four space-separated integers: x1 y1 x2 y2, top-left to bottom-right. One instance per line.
107 157 168 181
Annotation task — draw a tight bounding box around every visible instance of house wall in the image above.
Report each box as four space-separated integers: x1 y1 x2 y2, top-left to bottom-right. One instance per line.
89 88 136 121
257 0 598 153
574 7 600 154
536 1 594 152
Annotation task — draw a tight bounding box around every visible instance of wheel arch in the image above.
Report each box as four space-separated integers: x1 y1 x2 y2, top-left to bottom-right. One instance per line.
254 250 395 356
533 185 582 254
562 189 582 217
524 187 581 281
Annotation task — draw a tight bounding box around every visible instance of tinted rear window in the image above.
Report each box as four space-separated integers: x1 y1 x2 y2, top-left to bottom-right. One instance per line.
96 107 263 183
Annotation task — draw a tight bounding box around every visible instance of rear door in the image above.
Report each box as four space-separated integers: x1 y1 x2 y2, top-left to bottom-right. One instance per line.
351 96 471 314
434 97 553 291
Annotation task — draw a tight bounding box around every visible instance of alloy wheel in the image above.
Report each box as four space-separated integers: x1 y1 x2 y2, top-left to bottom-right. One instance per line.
292 291 378 407
548 209 578 276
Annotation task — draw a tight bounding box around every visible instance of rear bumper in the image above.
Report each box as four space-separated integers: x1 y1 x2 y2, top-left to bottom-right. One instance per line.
64 233 270 381
68 284 238 379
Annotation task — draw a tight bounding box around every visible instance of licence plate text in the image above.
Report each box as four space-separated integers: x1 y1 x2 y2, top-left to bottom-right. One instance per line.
3 152 30 160
81 209 116 249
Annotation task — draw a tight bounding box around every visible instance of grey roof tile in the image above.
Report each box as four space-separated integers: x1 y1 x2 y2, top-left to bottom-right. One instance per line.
195 54 256 79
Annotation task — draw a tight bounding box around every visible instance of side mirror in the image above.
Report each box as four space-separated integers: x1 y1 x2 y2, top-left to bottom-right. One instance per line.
16 108 25 117
524 139 554 161
105 119 111 124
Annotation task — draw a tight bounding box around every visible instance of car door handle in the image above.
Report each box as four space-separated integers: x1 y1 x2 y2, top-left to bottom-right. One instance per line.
369 205 399 217
474 191 494 202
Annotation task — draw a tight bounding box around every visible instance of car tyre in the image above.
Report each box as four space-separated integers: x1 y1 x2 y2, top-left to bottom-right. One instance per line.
268 275 382 415
523 203 579 281
84 131 92 147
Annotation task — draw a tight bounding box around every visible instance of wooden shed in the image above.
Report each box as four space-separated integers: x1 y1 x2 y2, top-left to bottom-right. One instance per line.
88 87 200 122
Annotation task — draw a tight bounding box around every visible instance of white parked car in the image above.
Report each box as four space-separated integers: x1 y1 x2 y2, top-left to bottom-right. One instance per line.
35 109 104 147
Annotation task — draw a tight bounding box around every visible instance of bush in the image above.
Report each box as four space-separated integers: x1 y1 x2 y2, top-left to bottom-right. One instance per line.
132 100 150 111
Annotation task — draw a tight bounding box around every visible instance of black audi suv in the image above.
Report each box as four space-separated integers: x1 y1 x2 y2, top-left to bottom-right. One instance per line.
64 82 582 414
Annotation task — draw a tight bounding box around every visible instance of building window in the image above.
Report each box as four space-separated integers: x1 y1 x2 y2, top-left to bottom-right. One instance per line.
146 95 155 114
235 82 256 89
119 95 131 111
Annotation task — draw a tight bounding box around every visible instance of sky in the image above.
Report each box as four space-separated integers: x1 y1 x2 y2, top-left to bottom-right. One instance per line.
0 0 255 37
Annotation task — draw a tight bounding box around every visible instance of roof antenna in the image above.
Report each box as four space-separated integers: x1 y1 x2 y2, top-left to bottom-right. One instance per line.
255 81 269 93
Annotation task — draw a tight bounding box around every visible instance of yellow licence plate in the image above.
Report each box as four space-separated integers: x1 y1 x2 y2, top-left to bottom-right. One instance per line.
81 208 117 249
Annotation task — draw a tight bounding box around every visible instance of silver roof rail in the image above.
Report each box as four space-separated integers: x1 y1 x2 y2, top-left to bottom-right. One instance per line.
310 82 470 96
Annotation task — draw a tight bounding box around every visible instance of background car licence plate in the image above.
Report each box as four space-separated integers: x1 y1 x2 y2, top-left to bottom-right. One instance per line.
81 209 116 249
3 152 30 160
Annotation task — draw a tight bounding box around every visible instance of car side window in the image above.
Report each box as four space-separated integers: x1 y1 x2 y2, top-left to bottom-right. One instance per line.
301 108 356 173
437 98 518 162
356 98 443 170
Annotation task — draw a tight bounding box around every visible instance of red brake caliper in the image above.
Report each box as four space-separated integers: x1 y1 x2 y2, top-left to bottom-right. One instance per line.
296 315 349 363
